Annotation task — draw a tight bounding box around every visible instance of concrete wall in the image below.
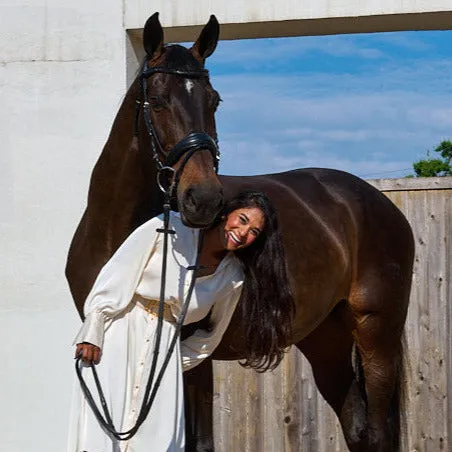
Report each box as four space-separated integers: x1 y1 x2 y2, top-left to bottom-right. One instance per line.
1 2 451 451
126 0 452 42
0 2 126 450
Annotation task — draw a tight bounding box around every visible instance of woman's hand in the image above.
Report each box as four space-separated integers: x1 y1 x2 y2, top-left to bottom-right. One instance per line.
75 342 101 364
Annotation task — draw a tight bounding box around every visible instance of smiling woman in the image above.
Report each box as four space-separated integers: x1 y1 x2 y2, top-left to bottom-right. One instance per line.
200 191 295 370
68 189 294 452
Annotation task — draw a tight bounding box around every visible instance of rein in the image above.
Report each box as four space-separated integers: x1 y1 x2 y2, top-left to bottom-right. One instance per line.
75 194 205 441
74 57 220 440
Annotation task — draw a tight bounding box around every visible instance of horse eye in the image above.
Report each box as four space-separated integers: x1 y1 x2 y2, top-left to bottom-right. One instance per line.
210 92 221 110
150 95 166 111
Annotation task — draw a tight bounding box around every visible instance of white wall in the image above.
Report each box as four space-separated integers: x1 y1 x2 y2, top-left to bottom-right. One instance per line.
126 0 452 41
1 1 452 451
0 2 126 450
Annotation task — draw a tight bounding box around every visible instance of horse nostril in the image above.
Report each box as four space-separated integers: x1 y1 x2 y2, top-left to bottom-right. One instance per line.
184 189 198 214
182 185 224 225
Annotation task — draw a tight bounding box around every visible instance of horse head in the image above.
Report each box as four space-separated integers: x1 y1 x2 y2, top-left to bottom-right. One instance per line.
139 12 223 227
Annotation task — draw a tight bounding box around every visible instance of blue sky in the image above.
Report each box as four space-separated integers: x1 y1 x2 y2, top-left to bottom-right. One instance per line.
204 31 452 179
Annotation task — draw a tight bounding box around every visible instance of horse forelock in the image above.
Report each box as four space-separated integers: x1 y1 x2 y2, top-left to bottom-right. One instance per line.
163 44 205 72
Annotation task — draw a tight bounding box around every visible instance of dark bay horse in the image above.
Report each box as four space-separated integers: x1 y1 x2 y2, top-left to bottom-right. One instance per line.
66 13 414 452
66 13 224 307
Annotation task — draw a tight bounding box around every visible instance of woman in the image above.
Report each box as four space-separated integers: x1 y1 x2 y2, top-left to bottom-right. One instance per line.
68 191 294 452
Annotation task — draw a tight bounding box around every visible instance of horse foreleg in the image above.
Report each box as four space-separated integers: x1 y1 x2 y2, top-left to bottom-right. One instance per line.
297 303 368 451
184 358 214 452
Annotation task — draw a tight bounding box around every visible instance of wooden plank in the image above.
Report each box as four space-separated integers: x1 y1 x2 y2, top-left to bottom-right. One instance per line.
443 191 450 448
384 188 451 451
368 176 452 192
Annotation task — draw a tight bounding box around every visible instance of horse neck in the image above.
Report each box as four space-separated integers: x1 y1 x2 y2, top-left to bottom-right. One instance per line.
86 79 162 250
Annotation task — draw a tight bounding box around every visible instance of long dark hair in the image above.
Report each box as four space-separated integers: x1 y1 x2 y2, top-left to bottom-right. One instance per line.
220 191 295 372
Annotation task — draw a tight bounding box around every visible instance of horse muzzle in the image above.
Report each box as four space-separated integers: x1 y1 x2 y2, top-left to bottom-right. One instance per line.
179 182 224 227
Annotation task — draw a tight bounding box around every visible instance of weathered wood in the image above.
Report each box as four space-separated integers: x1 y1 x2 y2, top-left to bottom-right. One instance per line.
213 177 452 451
368 176 452 192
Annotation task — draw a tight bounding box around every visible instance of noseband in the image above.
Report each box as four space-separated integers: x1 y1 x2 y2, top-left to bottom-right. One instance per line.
134 59 220 194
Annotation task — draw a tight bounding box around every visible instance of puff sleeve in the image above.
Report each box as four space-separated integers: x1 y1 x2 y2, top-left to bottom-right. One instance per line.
72 216 162 349
180 278 243 372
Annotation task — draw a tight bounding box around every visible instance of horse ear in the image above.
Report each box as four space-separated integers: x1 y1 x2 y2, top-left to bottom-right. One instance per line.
143 12 164 60
191 15 219 63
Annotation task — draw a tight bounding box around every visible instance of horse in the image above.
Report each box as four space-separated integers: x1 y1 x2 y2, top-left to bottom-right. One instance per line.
66 13 224 309
66 13 415 452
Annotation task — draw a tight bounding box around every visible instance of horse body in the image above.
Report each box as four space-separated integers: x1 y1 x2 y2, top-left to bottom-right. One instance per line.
220 169 360 347
218 168 413 353
187 168 414 452
66 13 414 452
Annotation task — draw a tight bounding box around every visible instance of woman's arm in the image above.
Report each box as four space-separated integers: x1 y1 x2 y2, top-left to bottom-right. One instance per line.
180 278 243 371
73 216 162 352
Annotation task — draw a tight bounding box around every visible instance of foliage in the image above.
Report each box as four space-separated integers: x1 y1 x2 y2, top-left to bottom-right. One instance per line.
413 158 450 177
411 140 452 177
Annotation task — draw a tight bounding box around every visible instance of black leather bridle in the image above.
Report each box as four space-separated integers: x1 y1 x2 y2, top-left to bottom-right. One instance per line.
134 59 220 194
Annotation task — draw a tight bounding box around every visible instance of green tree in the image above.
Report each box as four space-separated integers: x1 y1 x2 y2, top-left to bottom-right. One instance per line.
412 140 452 177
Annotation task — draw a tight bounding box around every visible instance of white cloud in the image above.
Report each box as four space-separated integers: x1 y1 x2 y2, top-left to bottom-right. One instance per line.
213 35 386 67
212 50 452 178
369 33 431 52
218 137 412 178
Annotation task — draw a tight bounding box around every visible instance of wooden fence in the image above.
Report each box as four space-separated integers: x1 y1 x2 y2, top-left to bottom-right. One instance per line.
212 176 452 451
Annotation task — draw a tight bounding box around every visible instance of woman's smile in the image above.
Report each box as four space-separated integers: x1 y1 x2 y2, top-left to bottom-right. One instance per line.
227 231 242 246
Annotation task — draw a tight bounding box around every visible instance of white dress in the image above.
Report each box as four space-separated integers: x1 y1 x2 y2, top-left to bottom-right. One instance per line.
67 212 244 452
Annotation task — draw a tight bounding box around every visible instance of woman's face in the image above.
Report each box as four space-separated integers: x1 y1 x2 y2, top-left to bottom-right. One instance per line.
221 207 265 251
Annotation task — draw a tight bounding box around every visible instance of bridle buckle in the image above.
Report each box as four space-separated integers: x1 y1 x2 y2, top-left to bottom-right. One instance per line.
157 166 176 195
